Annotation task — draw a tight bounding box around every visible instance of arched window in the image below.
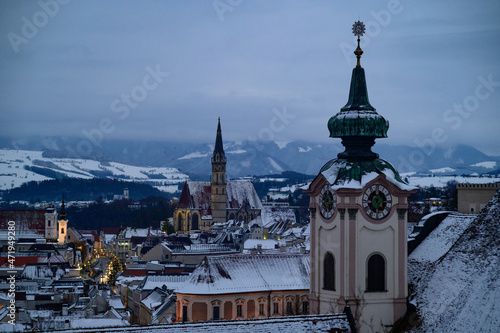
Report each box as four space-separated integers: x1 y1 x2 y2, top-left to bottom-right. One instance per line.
192 213 199 230
323 252 335 290
367 254 386 292
177 213 183 231
61 228 65 234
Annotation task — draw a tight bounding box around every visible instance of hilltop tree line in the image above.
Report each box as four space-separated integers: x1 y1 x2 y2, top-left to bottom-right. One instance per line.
66 196 174 230
2 178 171 202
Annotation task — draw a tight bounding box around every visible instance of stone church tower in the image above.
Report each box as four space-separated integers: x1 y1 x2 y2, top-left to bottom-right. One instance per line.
304 22 416 332
44 205 58 240
211 118 227 223
58 197 68 244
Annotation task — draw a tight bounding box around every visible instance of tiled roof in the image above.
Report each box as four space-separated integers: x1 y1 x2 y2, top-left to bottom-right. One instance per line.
80 230 101 243
0 210 47 237
140 287 168 310
177 181 262 218
136 274 189 292
261 207 296 228
177 253 309 295
226 181 262 210
100 227 121 235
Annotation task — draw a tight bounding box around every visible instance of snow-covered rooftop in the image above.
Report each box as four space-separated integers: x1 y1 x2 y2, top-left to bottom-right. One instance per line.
140 288 167 310
177 180 262 217
408 190 500 332
319 158 416 191
177 253 309 295
261 206 296 228
136 274 189 292
43 314 351 332
409 213 474 262
243 239 278 250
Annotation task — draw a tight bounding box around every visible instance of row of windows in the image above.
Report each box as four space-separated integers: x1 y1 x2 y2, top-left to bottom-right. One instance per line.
214 187 225 194
183 299 309 322
177 213 199 231
209 300 309 321
323 252 386 292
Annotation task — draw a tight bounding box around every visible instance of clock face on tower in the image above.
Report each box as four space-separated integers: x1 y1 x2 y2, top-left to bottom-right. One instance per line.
320 184 336 219
363 184 392 220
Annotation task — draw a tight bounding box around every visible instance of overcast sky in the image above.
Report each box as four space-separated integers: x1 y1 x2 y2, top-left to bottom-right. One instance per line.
1 0 499 155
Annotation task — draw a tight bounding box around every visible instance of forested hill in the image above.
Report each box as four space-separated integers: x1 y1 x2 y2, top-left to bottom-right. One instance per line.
2 178 171 202
65 196 174 230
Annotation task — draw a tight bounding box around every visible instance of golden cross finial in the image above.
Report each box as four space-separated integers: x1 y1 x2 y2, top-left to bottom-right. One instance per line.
352 21 365 67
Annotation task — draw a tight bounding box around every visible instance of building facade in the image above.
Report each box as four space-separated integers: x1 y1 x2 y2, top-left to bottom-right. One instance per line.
174 119 262 233
175 254 310 322
304 22 416 333
457 183 500 213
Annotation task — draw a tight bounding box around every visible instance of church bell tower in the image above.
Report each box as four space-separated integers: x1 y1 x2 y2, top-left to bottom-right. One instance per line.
211 118 227 223
304 21 416 332
58 196 68 244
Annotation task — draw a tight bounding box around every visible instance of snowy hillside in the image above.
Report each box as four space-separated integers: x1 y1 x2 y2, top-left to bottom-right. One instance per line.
404 174 499 188
3 137 499 178
0 149 188 193
408 191 500 332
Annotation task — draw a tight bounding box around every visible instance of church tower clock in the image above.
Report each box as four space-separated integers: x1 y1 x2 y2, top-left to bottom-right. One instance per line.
304 21 416 332
211 118 227 223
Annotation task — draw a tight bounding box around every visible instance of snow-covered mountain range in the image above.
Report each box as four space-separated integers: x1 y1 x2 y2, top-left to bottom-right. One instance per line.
0 137 499 192
0 149 188 192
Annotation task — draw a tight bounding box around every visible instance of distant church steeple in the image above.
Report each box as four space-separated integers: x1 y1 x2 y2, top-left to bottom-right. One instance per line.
60 195 67 220
58 195 68 244
211 118 227 223
212 117 226 164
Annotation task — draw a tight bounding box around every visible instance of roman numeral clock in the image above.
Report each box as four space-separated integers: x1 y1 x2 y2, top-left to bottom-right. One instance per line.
320 184 336 219
363 184 392 220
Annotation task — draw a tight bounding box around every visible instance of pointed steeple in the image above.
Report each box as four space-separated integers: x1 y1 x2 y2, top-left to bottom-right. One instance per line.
327 21 389 161
211 118 227 223
60 194 67 220
212 117 226 164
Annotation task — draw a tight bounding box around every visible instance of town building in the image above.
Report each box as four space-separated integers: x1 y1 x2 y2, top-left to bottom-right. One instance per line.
0 198 70 247
303 21 416 332
175 253 310 322
456 182 500 213
174 119 262 233
129 274 188 324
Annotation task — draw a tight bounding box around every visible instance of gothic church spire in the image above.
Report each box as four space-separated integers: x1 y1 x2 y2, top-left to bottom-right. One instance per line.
212 117 226 164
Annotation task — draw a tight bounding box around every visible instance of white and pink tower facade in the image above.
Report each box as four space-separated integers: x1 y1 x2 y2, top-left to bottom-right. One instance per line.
304 21 416 332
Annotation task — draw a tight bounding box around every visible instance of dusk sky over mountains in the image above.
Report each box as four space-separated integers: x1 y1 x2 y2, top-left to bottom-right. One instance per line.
1 0 499 154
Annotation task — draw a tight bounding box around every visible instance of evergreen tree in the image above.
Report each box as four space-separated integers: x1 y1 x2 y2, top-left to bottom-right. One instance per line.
107 256 123 286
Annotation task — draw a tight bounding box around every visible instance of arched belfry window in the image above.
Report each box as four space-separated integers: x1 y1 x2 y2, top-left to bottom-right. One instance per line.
177 213 183 231
323 252 335 290
367 253 386 292
192 213 199 230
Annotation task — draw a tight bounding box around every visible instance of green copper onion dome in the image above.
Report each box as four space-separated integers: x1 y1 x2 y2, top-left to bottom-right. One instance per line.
328 21 389 161
309 21 414 190
328 66 389 138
